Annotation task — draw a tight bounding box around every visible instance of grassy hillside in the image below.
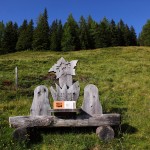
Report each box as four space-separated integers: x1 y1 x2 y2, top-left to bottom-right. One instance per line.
0 47 150 149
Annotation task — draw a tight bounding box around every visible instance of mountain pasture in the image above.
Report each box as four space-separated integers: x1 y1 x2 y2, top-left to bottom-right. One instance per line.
0 47 150 149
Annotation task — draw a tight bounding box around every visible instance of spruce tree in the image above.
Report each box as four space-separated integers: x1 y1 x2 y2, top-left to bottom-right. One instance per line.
95 17 111 48
16 20 28 51
130 26 137 46
117 19 125 46
87 15 96 49
26 19 34 49
139 20 150 46
16 19 34 51
0 21 5 54
79 16 90 50
2 21 18 53
50 20 62 51
61 14 80 51
124 24 131 46
32 8 50 50
57 20 63 51
110 19 119 46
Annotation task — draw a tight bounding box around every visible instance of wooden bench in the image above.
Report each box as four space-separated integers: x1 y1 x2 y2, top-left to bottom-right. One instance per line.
9 57 121 141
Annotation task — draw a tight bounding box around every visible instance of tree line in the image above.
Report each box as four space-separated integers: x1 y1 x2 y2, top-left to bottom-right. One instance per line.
0 8 138 54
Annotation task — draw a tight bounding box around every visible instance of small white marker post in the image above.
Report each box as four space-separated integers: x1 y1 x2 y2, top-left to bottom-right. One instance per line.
15 66 18 90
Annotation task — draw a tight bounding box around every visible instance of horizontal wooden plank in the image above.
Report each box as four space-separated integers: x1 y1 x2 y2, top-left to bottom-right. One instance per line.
49 109 82 113
9 114 120 128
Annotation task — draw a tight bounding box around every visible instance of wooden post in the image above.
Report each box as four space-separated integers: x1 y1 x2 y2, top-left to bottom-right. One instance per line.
15 66 18 90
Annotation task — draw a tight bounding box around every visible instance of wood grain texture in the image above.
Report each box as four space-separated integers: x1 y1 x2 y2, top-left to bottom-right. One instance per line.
30 85 51 116
82 84 103 116
9 114 120 128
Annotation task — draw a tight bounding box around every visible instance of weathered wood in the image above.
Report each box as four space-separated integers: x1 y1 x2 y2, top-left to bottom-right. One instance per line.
50 81 80 101
96 125 114 141
30 85 51 116
82 84 103 116
13 127 28 141
67 81 80 101
48 57 78 88
9 114 120 128
15 66 18 90
9 116 54 128
49 109 82 113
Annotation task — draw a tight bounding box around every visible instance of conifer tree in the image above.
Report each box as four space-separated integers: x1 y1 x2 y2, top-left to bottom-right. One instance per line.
50 20 62 51
95 17 111 48
110 19 119 46
16 19 34 51
87 15 96 49
57 20 63 51
117 19 125 46
16 20 28 51
61 14 80 51
0 21 5 54
32 8 50 50
26 19 34 49
139 20 150 46
124 24 131 46
79 16 90 50
2 21 18 53
130 26 137 46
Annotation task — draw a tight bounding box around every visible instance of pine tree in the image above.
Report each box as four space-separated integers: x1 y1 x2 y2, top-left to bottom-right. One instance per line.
2 21 18 53
16 19 34 51
87 15 96 49
50 20 62 51
61 14 80 51
139 20 150 46
117 19 125 46
0 21 5 54
57 20 63 51
32 8 50 50
95 17 111 48
129 26 137 46
79 16 90 50
16 20 28 51
110 19 119 46
124 24 131 46
26 19 34 49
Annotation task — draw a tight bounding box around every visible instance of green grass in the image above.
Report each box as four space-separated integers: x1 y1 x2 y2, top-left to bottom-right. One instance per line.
0 46 150 149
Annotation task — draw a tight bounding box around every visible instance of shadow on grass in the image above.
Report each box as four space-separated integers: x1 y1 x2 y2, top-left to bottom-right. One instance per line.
25 126 97 148
114 123 138 139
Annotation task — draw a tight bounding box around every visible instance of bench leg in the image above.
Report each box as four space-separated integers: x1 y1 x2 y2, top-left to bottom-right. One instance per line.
96 125 114 141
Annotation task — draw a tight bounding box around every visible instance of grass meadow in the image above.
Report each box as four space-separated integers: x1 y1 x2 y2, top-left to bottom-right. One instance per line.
0 46 150 149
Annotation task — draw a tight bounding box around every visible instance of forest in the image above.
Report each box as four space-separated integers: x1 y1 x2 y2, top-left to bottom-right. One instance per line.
0 8 149 55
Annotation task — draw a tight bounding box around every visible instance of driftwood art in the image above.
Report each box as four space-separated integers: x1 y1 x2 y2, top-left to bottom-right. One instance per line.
9 57 121 141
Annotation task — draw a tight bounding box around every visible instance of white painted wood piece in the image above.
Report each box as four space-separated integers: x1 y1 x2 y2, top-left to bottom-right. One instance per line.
30 85 51 116
82 84 103 116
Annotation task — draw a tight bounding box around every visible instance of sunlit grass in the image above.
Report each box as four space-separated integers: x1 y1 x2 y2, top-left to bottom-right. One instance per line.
0 46 150 149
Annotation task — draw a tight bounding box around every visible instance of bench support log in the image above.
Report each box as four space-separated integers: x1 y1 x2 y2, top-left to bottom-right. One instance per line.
9 114 120 128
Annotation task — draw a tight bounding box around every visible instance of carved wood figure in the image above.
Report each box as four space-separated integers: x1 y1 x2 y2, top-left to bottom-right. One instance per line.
30 85 51 116
82 84 103 116
49 57 80 101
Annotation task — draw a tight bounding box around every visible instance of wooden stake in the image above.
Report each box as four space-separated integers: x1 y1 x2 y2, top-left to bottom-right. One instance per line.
15 66 18 90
